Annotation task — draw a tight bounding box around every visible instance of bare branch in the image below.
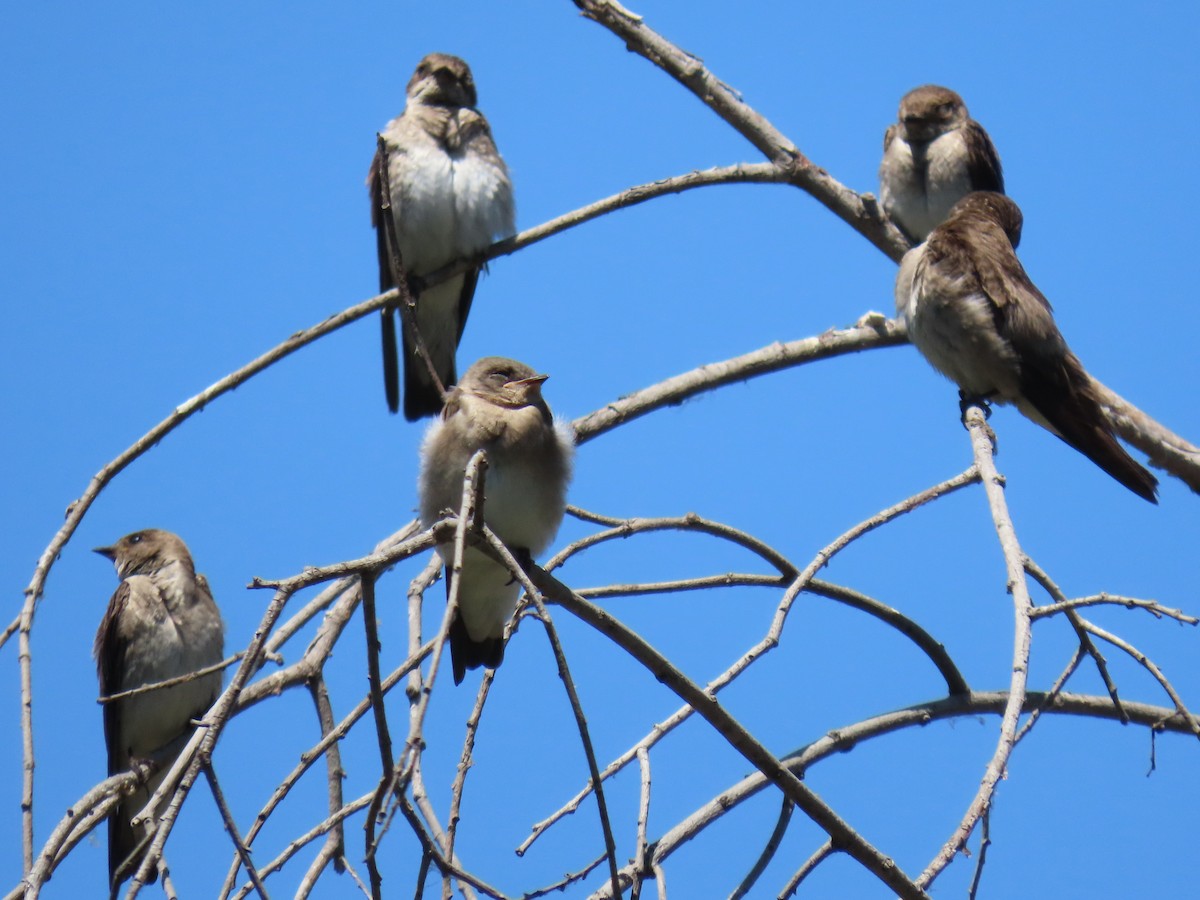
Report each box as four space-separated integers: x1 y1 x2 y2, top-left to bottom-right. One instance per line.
532 567 930 900
777 841 836 899
729 797 793 899
570 0 910 260
630 749 651 900
595 690 1197 888
916 406 1033 890
571 317 907 443
202 763 268 900
1081 619 1200 740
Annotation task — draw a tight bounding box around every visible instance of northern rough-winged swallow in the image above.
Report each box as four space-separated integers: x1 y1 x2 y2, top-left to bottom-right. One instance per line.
93 529 225 894
418 356 574 683
895 192 1158 502
368 53 516 420
880 85 1004 245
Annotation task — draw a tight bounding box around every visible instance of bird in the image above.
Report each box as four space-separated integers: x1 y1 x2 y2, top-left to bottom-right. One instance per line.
368 53 516 420
880 85 1004 245
418 356 574 683
895 191 1157 502
93 529 225 895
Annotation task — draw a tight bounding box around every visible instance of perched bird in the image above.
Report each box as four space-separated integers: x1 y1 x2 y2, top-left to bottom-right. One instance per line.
880 85 1004 244
418 356 574 683
895 192 1157 502
368 53 516 420
93 529 225 895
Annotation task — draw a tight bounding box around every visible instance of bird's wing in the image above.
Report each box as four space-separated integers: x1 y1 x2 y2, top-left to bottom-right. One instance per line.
974 232 1157 501
964 120 1004 194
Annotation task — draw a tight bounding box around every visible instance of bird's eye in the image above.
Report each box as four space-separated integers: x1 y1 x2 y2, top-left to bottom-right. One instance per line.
129 534 143 544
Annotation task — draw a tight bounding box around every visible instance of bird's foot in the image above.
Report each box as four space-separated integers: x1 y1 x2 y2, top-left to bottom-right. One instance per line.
958 391 994 422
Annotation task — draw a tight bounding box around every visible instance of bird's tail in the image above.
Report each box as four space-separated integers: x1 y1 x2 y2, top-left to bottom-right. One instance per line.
448 612 505 685
1021 355 1158 503
109 778 161 896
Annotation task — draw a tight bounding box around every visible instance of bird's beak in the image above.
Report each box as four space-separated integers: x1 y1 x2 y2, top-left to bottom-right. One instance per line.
511 374 549 388
93 546 117 561
510 373 549 400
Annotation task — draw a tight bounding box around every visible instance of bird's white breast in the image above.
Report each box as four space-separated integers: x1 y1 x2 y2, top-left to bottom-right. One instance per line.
899 251 1021 402
388 125 514 275
481 423 571 556
882 131 973 242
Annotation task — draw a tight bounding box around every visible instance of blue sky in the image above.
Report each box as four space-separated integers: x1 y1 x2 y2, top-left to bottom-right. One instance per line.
2 2 1198 898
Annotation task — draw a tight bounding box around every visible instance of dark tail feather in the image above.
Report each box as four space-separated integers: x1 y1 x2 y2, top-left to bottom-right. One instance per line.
1051 418 1158 503
381 309 400 415
448 613 505 686
402 331 451 421
109 793 158 897
1024 363 1158 503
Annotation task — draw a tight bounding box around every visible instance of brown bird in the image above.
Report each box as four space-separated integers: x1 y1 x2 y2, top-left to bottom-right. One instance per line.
94 529 225 895
368 53 515 419
895 192 1157 502
418 357 574 683
880 85 1004 244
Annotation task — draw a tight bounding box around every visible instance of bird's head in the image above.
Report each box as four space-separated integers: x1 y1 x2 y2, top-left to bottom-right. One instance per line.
94 529 193 580
898 84 969 143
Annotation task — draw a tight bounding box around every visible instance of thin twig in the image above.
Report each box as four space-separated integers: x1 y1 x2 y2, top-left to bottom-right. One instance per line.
217 648 431 900
519 594 622 896
1080 619 1200 740
14 775 126 898
1030 593 1197 624
99 653 256 704
360 571 393 900
590 690 1198 889
1015 648 1085 744
307 676 347 880
523 853 608 899
630 748 651 900
1024 556 1127 721
203 762 269 900
966 809 992 900
729 797 793 899
446 669 496 864
524 472 975 856
229 794 375 900
530 567 929 900
777 841 835 899
916 406 1033 890
393 793 510 900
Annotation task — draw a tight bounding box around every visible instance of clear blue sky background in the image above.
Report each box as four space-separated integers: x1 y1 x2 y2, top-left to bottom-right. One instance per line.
3 2 1198 898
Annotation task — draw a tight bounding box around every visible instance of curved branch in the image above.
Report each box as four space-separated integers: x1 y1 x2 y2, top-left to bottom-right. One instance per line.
532 567 930 900
599 690 1197 889
571 315 907 442
570 0 911 261
523 481 973 856
8 161 788 653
